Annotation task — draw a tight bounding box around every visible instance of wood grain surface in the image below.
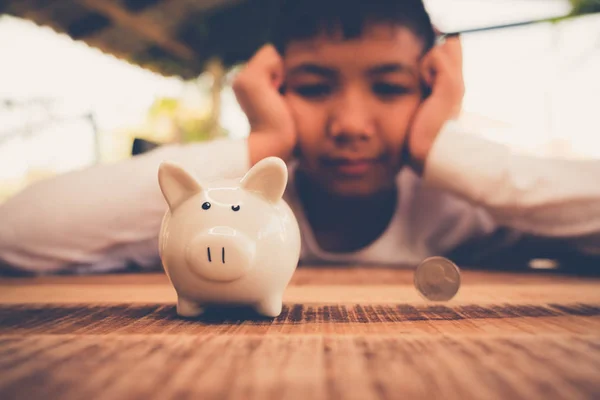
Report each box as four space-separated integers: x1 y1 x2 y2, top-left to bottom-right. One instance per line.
0 267 599 399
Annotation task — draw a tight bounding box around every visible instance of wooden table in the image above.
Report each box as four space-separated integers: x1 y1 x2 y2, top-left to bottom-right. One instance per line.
0 266 599 399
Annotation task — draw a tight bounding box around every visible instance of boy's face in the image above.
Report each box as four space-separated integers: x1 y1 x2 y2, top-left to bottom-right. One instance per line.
283 24 425 197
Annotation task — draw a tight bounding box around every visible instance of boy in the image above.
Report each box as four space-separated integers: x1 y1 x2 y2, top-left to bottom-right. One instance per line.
1 0 599 274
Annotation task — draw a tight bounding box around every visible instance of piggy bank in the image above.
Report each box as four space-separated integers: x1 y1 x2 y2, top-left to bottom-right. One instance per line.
157 156 301 318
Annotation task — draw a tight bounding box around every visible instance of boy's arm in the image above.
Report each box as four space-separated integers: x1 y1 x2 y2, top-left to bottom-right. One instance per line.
0 138 251 273
422 119 600 254
407 35 600 255
233 44 297 166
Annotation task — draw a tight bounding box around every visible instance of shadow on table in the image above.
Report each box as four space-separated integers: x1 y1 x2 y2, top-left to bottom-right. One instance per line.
448 230 600 277
173 305 277 324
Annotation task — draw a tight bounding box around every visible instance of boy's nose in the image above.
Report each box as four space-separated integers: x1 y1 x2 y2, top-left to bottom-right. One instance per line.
328 93 375 141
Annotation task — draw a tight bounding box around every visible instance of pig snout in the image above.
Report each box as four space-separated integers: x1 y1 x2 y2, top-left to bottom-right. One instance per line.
185 226 256 282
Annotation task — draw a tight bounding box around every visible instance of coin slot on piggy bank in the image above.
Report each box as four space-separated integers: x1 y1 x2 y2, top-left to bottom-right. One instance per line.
157 157 301 318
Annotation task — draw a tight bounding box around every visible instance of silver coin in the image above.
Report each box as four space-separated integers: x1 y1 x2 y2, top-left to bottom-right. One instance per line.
414 256 461 301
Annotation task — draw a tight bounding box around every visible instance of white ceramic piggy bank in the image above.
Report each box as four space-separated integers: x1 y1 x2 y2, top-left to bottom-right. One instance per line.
157 156 301 318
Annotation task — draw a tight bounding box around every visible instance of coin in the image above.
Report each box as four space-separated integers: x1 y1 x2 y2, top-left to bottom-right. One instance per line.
414 256 461 301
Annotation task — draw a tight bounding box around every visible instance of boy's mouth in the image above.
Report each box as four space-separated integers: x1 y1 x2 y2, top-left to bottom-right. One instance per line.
320 157 382 177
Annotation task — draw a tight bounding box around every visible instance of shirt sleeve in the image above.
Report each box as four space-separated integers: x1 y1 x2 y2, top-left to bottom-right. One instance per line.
422 119 600 255
0 137 251 274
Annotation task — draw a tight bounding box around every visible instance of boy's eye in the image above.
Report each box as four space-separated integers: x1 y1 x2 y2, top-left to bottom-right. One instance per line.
373 83 410 97
202 202 211 210
293 84 332 98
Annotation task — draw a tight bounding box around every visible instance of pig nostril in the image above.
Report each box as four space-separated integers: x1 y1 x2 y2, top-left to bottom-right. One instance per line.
222 247 225 263
207 247 212 262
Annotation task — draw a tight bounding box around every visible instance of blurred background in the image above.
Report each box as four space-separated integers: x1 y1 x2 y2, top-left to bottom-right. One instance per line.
0 0 599 203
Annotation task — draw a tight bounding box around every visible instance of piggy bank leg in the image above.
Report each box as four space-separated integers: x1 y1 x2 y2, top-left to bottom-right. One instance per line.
177 297 205 317
254 296 283 317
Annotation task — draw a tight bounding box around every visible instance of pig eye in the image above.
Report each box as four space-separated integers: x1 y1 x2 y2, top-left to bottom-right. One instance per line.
231 205 240 212
202 202 211 210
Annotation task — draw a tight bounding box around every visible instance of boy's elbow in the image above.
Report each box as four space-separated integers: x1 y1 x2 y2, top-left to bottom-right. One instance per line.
0 193 54 274
0 213 26 273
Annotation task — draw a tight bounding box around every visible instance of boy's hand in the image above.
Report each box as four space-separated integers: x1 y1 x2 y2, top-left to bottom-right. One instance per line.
233 44 297 166
406 36 464 174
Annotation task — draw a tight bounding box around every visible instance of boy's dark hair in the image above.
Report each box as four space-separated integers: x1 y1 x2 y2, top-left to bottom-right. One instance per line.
270 0 436 55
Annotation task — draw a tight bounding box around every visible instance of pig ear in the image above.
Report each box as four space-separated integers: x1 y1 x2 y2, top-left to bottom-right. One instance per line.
158 161 202 210
240 157 288 203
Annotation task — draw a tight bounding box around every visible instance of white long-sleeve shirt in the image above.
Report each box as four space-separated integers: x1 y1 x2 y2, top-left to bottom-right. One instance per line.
1 119 600 274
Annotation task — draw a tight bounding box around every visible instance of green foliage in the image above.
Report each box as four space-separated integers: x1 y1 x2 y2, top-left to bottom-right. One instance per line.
570 0 600 16
148 97 179 117
180 117 228 143
143 95 228 144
